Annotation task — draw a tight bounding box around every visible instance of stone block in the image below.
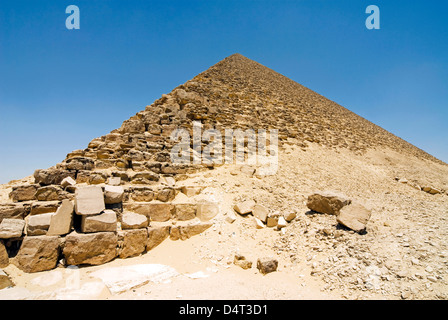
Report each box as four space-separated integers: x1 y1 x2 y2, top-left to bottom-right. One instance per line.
175 204 197 221
26 213 53 236
47 199 74 236
0 219 26 239
104 185 124 204
146 225 171 251
30 201 60 215
9 184 39 202
196 202 219 221
74 186 105 215
306 192 351 215
118 229 148 259
63 231 118 266
81 210 117 233
121 212 149 230
14 236 60 273
0 203 29 223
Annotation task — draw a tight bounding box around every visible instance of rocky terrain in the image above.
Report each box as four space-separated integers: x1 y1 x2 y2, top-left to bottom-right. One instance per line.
0 54 447 300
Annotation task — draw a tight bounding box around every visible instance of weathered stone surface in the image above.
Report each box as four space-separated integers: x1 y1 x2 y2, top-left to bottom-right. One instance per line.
234 200 256 215
121 212 149 230
234 254 252 269
14 236 59 273
336 203 372 232
0 219 26 239
124 203 175 222
89 172 108 185
284 211 297 222
47 199 74 236
252 204 269 223
422 186 442 195
306 192 351 215
34 169 75 186
130 172 159 185
225 211 237 224
0 241 8 268
257 257 278 275
175 204 197 221
160 176 176 187
266 212 280 228
30 201 60 215
35 185 67 201
0 269 14 289
0 203 29 223
64 157 94 171
9 184 39 202
107 177 121 186
104 185 124 204
170 221 213 241
254 217 265 229
63 231 118 266
180 186 203 197
81 210 117 233
130 187 155 202
196 202 219 221
277 216 287 229
26 213 53 236
74 186 105 215
61 176 76 188
156 188 176 202
120 119 145 134
146 225 171 251
118 229 148 259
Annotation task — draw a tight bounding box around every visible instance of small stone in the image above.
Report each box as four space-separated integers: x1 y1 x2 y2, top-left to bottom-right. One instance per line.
234 254 252 269
234 200 256 215
284 211 297 222
266 212 280 228
180 186 202 197
277 216 287 229
254 217 265 229
257 257 278 275
225 211 237 224
252 205 269 223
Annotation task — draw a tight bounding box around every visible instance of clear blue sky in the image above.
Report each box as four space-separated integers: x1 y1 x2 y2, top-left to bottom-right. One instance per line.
1 0 447 183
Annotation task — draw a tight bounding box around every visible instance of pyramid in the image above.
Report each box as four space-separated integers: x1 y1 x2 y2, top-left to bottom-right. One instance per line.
0 54 446 275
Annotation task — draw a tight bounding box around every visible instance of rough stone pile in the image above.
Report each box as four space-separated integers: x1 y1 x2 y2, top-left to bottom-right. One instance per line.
0 178 217 274
233 199 296 231
0 53 445 283
306 191 372 233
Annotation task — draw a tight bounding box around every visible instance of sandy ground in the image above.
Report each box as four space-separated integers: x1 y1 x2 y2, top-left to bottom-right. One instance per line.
1 142 448 300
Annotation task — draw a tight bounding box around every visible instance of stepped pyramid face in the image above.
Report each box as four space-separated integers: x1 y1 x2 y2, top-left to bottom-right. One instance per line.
37 53 441 184
1 53 447 275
